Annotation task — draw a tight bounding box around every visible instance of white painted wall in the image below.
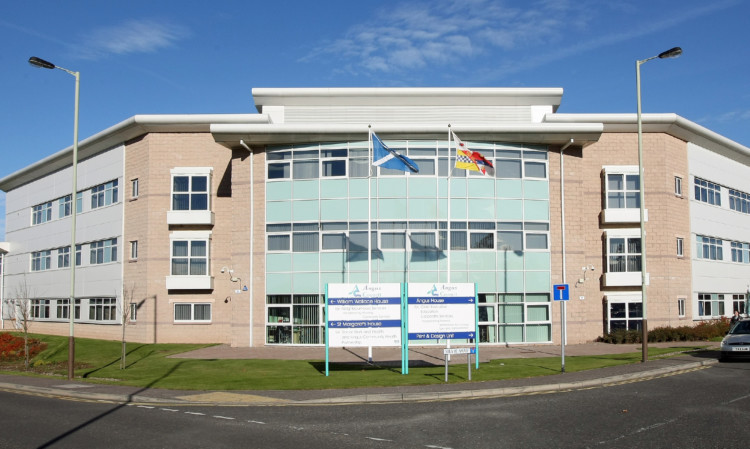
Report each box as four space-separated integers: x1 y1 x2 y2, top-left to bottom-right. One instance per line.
3 144 124 302
688 142 750 315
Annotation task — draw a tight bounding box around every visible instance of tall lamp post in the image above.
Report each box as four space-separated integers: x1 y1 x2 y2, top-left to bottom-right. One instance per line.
636 46 682 363
28 56 80 380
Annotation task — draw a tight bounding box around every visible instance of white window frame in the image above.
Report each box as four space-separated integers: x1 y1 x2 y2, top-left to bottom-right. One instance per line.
91 180 119 209
696 235 723 261
32 201 53 225
602 166 642 224
58 247 70 268
168 167 213 225
88 297 118 322
694 177 721 206
90 238 118 265
173 302 212 323
59 195 72 218
678 297 686 317
131 178 139 199
166 231 213 290
130 240 138 260
674 176 683 197
729 188 750 214
676 237 684 257
31 250 52 271
698 293 725 318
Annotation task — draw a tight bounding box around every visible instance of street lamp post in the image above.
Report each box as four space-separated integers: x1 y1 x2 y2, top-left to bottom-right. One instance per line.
636 46 682 363
28 56 80 380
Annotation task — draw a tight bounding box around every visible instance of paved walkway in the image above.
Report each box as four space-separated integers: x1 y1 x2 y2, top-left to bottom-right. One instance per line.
0 342 720 406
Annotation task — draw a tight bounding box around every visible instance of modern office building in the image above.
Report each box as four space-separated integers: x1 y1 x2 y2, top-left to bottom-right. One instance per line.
1 87 748 347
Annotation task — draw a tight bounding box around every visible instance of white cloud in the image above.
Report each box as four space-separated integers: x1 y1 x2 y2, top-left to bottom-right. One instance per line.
301 0 582 75
76 19 189 60
302 0 739 81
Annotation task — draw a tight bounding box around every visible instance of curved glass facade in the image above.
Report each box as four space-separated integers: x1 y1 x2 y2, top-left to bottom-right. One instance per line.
264 139 551 345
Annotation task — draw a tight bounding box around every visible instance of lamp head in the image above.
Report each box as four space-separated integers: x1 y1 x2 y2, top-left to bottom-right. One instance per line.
658 47 682 59
29 56 56 69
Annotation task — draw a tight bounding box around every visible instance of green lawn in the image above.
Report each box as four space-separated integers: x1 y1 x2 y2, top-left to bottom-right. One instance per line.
2 333 710 391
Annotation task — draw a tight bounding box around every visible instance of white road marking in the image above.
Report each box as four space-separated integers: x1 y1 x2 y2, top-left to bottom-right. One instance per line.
214 416 235 420
185 412 205 416
727 393 750 404
365 437 393 442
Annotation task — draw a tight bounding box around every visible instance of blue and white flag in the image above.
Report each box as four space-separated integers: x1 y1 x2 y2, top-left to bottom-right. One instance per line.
371 132 419 173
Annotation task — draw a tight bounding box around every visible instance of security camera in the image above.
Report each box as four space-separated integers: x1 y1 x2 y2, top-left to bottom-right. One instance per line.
589 265 595 271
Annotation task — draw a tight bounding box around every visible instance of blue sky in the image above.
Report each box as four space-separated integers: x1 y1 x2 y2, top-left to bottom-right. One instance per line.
1 0 748 240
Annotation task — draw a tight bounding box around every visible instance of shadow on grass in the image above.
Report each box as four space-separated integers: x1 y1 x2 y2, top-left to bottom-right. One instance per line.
81 344 153 378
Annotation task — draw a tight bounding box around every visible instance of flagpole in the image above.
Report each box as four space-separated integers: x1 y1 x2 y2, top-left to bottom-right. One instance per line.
447 125 452 284
368 126 373 284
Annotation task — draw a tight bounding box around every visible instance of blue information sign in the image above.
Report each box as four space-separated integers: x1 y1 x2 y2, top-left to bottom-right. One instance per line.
553 284 570 301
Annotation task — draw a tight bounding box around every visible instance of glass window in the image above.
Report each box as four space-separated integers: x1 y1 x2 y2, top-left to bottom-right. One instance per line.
496 159 522 178
131 179 139 199
608 300 643 332
410 232 437 250
32 202 53 225
694 178 721 206
174 303 212 322
381 232 406 250
172 175 208 211
171 240 208 275
497 231 522 251
31 250 52 271
90 239 118 265
608 237 641 273
89 298 117 321
91 180 119 209
58 247 70 268
130 241 138 260
524 161 546 179
729 189 750 214
607 174 640 209
696 235 723 261
59 195 72 218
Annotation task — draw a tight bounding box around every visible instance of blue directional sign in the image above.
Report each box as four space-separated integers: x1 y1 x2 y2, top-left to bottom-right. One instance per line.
553 284 570 301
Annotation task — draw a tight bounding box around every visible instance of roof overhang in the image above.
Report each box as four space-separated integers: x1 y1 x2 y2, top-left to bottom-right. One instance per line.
211 122 604 148
547 113 750 160
253 87 564 111
0 114 266 192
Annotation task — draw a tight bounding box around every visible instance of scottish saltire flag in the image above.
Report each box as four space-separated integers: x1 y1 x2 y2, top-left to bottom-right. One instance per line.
371 132 419 173
452 131 494 176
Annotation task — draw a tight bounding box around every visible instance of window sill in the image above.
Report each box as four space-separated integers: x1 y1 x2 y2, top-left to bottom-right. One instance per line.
166 275 214 290
601 208 647 224
603 272 649 287
167 210 214 225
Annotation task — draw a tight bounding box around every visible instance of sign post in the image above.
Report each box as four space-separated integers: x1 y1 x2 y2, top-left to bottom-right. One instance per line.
325 283 403 376
406 283 479 374
553 284 569 373
443 347 476 382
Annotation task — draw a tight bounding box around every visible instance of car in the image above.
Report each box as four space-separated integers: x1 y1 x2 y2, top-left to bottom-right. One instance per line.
720 318 750 361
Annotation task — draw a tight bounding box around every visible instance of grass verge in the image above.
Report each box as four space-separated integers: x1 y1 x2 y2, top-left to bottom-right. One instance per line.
0 333 710 391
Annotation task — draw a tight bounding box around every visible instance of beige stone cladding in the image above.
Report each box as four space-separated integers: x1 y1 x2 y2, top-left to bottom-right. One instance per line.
123 133 240 345
548 133 691 344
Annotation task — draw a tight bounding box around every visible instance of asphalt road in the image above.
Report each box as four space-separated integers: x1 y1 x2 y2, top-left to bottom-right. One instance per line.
1 360 748 448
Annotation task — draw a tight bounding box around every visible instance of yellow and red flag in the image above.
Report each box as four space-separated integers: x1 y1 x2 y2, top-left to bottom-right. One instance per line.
453 131 494 176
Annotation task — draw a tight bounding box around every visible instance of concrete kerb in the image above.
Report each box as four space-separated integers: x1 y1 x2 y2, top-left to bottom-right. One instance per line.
298 359 718 405
0 355 719 407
